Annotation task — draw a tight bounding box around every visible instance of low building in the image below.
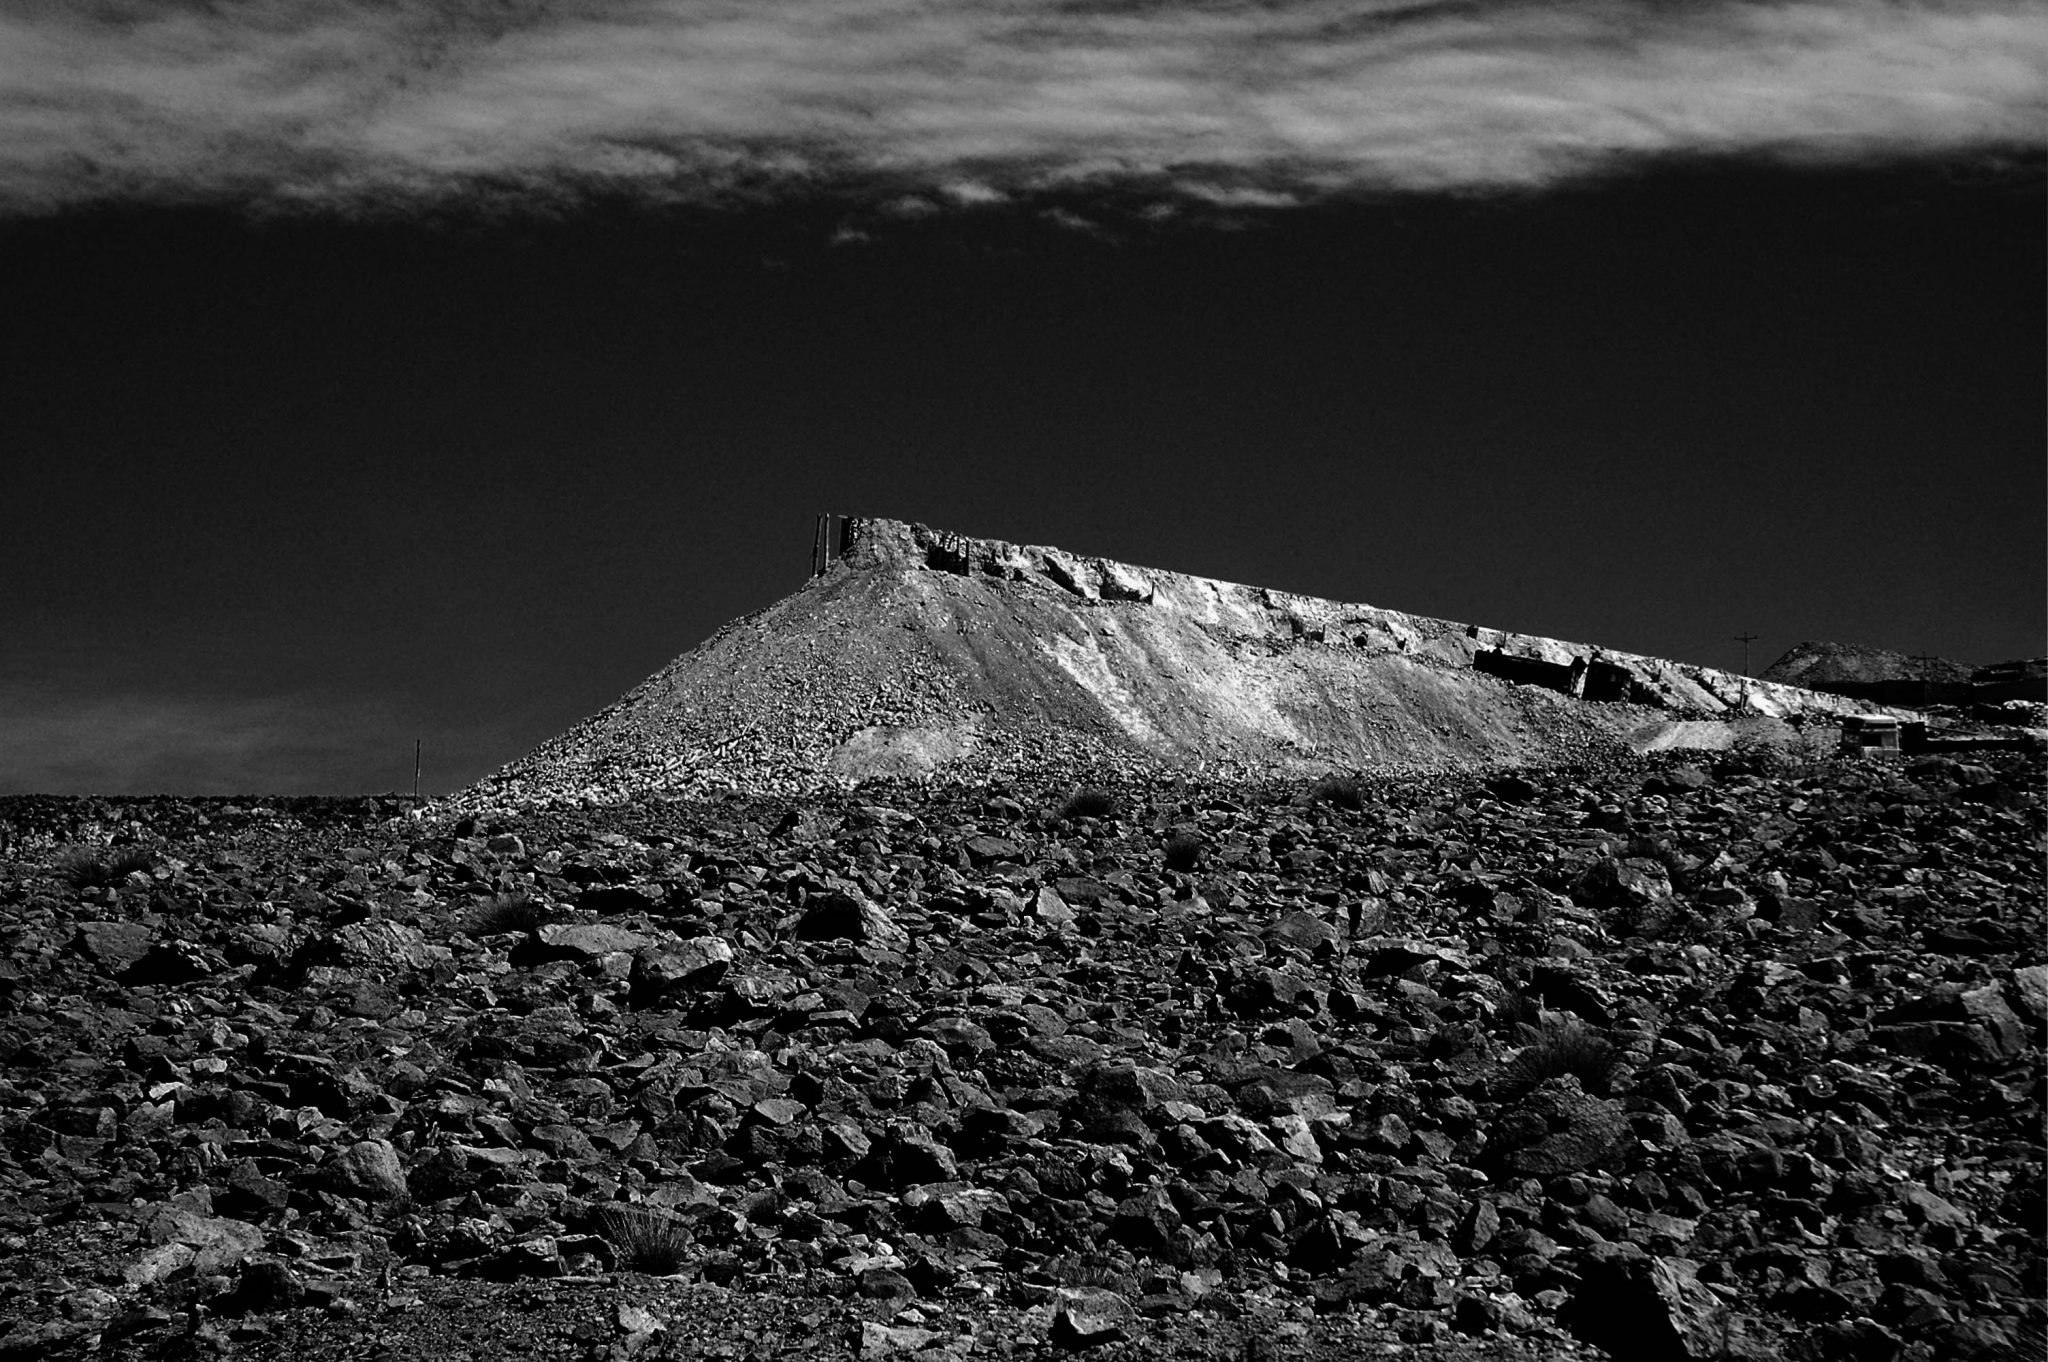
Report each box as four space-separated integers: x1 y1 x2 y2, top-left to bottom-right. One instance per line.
1839 715 1903 757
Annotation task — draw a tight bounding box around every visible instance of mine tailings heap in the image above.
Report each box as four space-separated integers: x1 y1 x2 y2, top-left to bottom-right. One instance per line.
468 516 1909 809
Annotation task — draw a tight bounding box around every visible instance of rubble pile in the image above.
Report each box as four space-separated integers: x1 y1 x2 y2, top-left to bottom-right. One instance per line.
0 748 2041 1360
467 518 1913 811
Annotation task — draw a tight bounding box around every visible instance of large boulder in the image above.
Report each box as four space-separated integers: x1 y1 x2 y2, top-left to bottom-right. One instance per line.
326 1139 409 1202
631 938 734 1003
74 921 154 972
794 891 907 946
1564 1247 1771 1361
330 919 445 970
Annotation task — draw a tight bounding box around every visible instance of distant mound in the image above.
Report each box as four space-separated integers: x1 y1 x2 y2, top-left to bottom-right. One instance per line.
1761 641 1974 688
464 517 1904 809
1759 642 2048 708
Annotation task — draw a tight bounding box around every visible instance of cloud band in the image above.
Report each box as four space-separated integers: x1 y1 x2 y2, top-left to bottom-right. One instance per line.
0 1 2042 213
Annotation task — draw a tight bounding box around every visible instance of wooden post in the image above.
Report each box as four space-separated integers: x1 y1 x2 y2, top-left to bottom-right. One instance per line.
1733 632 1758 709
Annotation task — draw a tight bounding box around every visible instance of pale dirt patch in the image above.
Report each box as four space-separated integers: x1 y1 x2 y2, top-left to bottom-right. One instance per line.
826 722 981 782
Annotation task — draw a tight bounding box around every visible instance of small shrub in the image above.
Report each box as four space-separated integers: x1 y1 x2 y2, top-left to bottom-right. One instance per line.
55 849 105 889
1497 1019 1620 1099
1036 1252 1138 1294
1058 789 1118 822
109 846 156 877
595 1204 695 1274
465 892 549 937
57 846 154 890
1311 773 1366 811
1162 830 1202 873
1493 988 1544 1036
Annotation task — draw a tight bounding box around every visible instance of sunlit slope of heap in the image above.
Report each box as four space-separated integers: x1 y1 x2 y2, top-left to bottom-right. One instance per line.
468 517 1903 807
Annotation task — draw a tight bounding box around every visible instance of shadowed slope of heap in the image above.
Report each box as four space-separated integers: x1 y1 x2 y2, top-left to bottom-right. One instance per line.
468 517 1905 808
1762 640 1976 688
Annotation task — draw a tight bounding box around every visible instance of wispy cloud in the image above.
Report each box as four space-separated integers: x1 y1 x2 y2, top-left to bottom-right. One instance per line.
0 1 2041 214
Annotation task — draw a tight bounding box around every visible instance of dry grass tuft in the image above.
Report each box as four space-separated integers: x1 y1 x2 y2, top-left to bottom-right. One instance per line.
1498 1018 1620 1099
1058 789 1117 821
1311 773 1367 811
595 1204 695 1274
465 891 550 937
57 846 155 890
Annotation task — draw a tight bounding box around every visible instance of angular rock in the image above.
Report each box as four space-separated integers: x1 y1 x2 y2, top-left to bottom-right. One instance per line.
221 1259 306 1314
1034 887 1078 928
75 921 154 971
2008 964 2048 1025
1564 1250 1768 1361
327 1138 409 1202
1455 1200 1501 1255
538 923 650 957
1575 857 1673 908
121 940 220 985
331 919 442 969
1051 1286 1134 1347
959 836 1024 868
1490 1075 1628 1178
1266 910 1340 954
144 1209 265 1276
632 938 734 1000
1356 937 1471 978
795 891 907 946
576 884 661 915
859 1321 943 1358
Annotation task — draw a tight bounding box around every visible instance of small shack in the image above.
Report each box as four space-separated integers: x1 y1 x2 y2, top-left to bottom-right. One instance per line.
1839 715 1903 758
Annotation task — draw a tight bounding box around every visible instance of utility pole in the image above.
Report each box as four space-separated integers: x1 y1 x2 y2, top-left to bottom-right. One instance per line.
1734 633 1759 709
1734 633 1759 677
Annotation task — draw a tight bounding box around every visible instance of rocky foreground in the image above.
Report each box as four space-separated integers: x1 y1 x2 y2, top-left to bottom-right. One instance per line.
0 748 2041 1361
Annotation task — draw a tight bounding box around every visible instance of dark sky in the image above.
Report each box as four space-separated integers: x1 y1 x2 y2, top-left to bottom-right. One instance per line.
4 158 2039 796
1 2 2042 795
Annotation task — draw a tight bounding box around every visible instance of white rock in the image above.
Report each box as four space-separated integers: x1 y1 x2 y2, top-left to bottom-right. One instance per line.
859 1320 941 1357
1052 1286 1134 1344
1270 1113 1325 1164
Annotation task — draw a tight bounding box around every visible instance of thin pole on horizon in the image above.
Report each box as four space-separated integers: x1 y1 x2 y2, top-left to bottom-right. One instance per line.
414 740 421 804
1734 633 1759 709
